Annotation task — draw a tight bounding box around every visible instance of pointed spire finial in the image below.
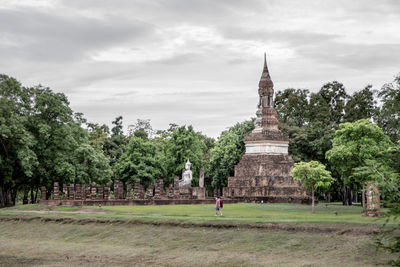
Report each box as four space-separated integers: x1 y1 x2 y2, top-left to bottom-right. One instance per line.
259 52 273 88
264 52 266 68
263 52 269 72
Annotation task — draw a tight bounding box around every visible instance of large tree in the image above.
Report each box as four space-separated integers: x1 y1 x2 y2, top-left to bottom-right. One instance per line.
326 119 393 210
0 75 37 206
1 74 113 205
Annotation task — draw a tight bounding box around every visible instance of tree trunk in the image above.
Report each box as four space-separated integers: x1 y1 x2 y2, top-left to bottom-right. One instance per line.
348 189 353 206
0 186 5 207
362 184 366 214
30 186 34 204
34 186 39 203
23 187 28 205
0 186 14 207
312 185 315 214
11 188 17 206
342 184 347 205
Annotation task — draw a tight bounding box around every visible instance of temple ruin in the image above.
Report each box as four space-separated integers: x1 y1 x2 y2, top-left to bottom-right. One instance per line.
39 55 311 207
222 54 312 204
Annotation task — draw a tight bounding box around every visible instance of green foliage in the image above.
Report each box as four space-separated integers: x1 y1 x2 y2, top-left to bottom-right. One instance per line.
275 88 309 127
208 120 254 189
291 161 334 193
103 116 128 169
326 119 393 188
73 143 113 185
376 74 400 143
0 75 37 206
87 123 109 151
0 74 112 206
163 125 209 186
318 81 348 125
275 83 347 165
291 160 334 213
114 136 166 188
128 118 153 138
344 85 377 122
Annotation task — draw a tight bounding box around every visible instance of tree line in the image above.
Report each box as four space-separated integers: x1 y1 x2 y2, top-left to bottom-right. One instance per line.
1 73 399 208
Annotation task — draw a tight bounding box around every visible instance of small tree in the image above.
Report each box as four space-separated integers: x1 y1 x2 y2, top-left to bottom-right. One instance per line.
291 161 334 213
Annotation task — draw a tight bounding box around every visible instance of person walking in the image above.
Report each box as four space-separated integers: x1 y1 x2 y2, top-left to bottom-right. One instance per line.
219 198 223 216
215 197 222 216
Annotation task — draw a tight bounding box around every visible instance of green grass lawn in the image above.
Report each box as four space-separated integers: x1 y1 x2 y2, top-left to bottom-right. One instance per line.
0 203 398 266
0 202 394 227
0 219 396 266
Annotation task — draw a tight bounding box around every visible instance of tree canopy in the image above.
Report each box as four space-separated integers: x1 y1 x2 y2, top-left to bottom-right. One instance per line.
291 161 334 213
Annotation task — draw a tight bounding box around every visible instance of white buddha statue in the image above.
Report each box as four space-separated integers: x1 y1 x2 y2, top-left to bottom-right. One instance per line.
179 159 193 187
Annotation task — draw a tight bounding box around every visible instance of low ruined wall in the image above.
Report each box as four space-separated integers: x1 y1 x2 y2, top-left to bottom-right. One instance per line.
39 180 209 206
39 198 238 206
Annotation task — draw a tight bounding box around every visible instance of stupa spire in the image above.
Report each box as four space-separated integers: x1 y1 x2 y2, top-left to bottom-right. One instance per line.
263 52 268 72
258 53 273 89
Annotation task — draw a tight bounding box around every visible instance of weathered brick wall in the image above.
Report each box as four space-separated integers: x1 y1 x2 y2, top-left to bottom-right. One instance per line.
223 153 310 203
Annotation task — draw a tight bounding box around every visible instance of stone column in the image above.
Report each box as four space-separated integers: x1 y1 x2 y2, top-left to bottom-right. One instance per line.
63 184 68 200
366 184 380 217
53 182 60 200
167 184 174 198
114 181 120 200
154 179 163 199
120 181 124 199
41 186 47 200
126 184 132 200
85 185 91 200
173 176 180 197
145 186 153 199
81 185 86 200
68 184 75 200
91 182 97 200
199 168 205 188
104 183 110 200
97 186 104 200
134 182 144 199
75 184 82 200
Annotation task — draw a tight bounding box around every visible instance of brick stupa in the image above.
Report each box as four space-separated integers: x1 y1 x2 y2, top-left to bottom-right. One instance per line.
223 54 311 204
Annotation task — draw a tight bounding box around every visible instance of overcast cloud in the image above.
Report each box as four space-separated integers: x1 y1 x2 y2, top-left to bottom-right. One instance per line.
1 0 399 137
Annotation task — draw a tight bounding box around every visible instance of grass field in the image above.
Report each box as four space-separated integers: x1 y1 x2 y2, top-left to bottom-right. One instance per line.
0 202 394 226
0 203 398 266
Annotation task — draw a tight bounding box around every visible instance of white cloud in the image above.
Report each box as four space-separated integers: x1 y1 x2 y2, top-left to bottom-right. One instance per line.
1 0 400 137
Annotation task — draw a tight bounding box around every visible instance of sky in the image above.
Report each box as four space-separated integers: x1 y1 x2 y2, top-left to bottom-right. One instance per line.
1 0 400 138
